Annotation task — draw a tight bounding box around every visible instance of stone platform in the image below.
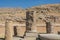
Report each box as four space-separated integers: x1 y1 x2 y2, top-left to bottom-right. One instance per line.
39 34 60 40
24 31 38 40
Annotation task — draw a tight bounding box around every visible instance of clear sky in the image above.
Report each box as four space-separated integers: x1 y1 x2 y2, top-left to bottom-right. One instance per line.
0 0 60 8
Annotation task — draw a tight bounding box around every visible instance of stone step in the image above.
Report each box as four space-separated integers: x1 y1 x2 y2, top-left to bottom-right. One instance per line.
13 37 24 40
24 31 38 40
24 36 36 40
25 32 38 37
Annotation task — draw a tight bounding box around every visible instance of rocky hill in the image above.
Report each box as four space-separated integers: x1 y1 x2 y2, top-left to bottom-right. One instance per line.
0 8 26 24
0 4 60 23
26 4 60 24
27 4 60 16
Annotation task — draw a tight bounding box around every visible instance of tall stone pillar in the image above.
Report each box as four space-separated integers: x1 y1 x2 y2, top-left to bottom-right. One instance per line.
5 20 13 40
31 11 37 32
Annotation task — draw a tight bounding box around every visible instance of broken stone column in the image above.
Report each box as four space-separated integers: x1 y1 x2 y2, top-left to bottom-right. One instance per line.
31 11 37 32
5 20 13 40
50 23 54 33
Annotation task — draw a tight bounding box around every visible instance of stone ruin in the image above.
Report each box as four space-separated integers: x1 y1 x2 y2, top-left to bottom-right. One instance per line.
0 4 60 40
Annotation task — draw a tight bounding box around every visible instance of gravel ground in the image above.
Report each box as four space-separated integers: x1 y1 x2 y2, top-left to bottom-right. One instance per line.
0 37 24 40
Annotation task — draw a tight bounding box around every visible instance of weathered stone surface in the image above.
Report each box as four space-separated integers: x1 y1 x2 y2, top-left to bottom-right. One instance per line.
24 32 37 40
0 4 60 38
24 36 36 40
17 26 26 37
25 32 37 37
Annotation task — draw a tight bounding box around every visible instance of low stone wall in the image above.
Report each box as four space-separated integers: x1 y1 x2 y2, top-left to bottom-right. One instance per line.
54 26 60 34
0 24 60 38
37 26 46 33
17 26 26 37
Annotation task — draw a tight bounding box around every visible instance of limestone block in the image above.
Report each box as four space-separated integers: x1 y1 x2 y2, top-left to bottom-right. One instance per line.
24 36 36 40
26 32 37 37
